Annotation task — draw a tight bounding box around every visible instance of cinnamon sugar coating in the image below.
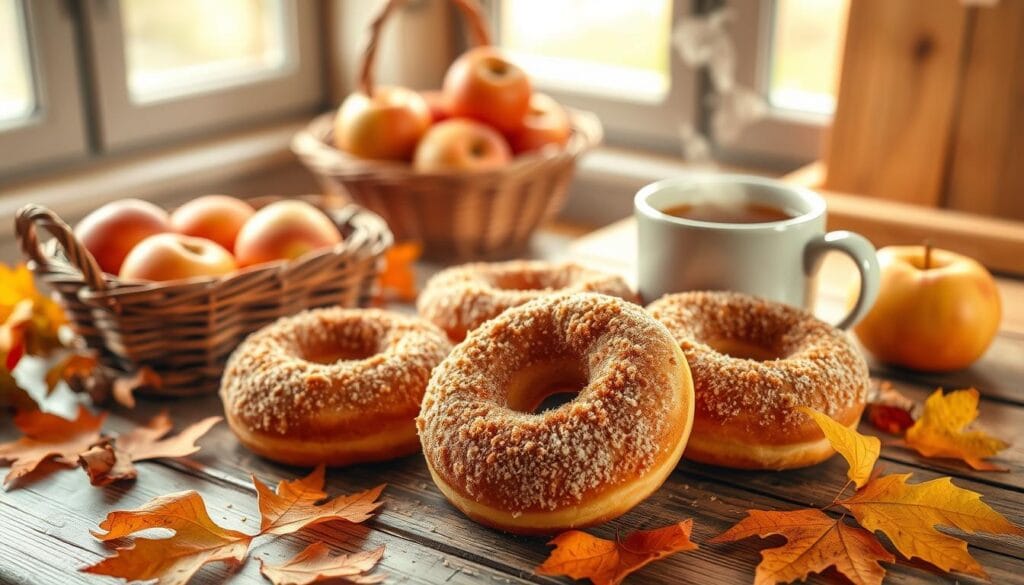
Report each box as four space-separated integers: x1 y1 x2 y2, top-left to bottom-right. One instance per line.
418 293 688 514
417 260 639 341
647 291 869 438
221 308 451 438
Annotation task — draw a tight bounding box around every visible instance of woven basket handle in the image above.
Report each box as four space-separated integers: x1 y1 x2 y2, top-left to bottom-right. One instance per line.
359 0 491 96
15 204 108 292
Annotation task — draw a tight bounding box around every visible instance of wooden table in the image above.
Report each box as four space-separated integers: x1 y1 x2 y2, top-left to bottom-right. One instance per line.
2 221 1022 584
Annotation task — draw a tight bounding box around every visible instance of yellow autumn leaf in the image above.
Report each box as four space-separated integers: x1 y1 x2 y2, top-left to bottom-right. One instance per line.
839 473 1024 578
797 407 880 488
904 388 1010 471
0 263 67 358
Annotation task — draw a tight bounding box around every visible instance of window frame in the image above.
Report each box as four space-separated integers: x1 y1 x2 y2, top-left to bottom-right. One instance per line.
81 0 324 152
0 0 89 176
483 0 699 153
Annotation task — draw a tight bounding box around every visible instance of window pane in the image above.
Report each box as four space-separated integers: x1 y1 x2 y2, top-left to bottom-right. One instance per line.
769 0 848 115
0 0 35 127
500 0 671 101
121 0 289 103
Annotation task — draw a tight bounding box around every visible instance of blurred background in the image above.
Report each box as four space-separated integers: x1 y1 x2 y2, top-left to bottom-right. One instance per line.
1 0 1021 264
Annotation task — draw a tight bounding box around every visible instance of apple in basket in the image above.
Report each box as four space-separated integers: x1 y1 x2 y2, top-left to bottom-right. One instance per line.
334 85 431 160
170 194 255 252
233 200 343 268
75 199 171 275
119 233 236 282
507 93 571 154
443 46 532 134
413 118 512 172
420 90 452 123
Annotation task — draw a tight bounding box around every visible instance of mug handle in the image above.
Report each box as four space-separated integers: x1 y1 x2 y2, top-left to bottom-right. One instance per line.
804 231 880 330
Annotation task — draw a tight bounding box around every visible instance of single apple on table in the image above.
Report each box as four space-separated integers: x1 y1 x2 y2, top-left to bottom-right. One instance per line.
119 233 236 282
443 47 532 134
170 194 255 252
507 93 571 154
413 118 512 172
233 200 343 268
852 244 1002 372
74 198 171 275
334 85 431 160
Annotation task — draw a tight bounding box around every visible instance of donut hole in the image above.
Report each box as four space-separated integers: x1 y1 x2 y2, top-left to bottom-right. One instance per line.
504 356 589 413
303 344 378 364
705 337 785 361
491 271 568 291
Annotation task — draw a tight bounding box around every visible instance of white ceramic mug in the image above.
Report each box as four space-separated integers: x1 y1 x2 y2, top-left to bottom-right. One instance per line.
635 174 880 329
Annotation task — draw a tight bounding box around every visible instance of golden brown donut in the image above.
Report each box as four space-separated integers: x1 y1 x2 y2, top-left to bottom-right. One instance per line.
647 291 869 470
220 307 451 466
417 260 639 341
418 293 694 534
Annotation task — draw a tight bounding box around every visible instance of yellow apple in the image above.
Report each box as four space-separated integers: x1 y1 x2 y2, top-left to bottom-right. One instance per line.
334 86 431 161
119 233 236 282
233 200 343 268
852 245 1001 371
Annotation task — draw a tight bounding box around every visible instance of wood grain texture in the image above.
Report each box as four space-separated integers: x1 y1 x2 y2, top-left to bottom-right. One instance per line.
825 0 968 206
945 0 1024 221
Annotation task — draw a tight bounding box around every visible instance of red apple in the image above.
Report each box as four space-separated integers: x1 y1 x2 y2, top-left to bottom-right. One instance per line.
74 199 171 275
334 86 431 160
852 245 1002 372
119 233 236 282
421 90 452 123
443 47 532 133
170 194 255 252
508 93 571 154
413 118 512 172
233 200 343 268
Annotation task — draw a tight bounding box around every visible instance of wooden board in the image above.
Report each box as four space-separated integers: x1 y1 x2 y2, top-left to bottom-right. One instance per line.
2 224 1023 584
825 0 968 206
945 0 1024 221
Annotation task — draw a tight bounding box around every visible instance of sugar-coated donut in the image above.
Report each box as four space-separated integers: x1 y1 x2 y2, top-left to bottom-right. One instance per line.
418 293 694 534
221 307 451 466
647 291 869 470
417 260 639 341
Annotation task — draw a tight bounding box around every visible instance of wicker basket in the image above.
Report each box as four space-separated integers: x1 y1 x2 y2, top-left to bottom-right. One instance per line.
15 197 392 397
291 0 603 260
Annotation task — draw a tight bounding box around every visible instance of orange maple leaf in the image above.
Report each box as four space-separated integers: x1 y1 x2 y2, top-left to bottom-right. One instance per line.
839 472 1024 578
712 509 894 585
0 368 37 413
83 490 251 585
536 520 699 585
798 406 880 488
377 242 421 303
78 411 221 486
111 366 162 408
0 406 104 486
254 465 385 536
258 542 386 585
902 388 1010 471
44 352 99 395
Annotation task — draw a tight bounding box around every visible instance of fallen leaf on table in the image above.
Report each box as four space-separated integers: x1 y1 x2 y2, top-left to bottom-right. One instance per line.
865 381 916 435
84 490 251 585
839 472 1024 578
902 388 1010 471
536 519 699 585
258 542 386 585
376 241 421 303
798 406 880 488
712 508 893 585
0 405 104 486
44 352 99 395
78 411 221 486
111 366 162 409
254 464 385 536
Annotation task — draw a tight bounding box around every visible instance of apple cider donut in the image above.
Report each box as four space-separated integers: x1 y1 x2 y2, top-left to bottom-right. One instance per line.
418 293 694 534
647 291 870 470
220 307 451 466
417 260 639 341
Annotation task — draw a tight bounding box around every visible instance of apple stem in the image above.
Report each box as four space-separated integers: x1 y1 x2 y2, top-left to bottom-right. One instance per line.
923 240 932 270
